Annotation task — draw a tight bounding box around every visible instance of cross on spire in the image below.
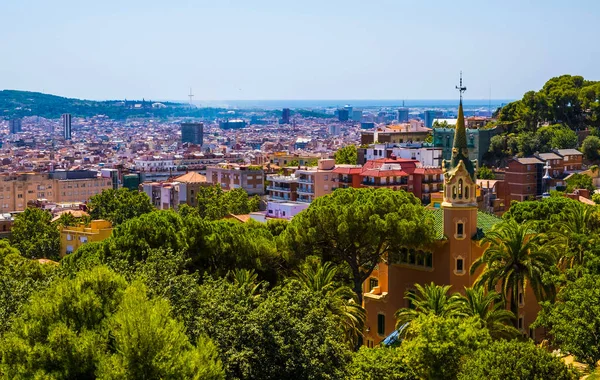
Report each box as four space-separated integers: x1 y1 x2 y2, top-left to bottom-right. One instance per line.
455 71 467 101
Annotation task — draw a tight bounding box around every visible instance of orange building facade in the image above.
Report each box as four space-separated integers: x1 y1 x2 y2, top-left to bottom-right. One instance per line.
363 99 543 347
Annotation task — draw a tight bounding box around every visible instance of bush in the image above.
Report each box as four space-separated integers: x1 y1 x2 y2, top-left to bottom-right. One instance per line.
458 340 577 380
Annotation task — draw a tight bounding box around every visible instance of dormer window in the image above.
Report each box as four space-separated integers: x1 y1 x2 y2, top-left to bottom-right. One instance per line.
465 186 470 199
457 222 464 237
458 179 463 199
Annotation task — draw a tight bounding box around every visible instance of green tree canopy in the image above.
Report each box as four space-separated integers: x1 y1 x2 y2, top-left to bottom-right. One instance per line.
458 340 577 380
565 173 595 193
283 188 436 304
535 274 600 369
477 165 495 180
87 188 154 225
400 314 492 380
582 135 600 161
10 207 60 260
348 347 417 380
0 266 224 379
196 185 260 220
334 145 358 165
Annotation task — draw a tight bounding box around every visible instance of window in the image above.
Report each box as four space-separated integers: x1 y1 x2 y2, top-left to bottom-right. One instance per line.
80 236 88 243
456 258 464 273
66 234 72 241
518 291 524 306
324 175 328 180
452 186 457 199
66 245 74 254
369 278 379 291
458 179 463 199
465 186 469 199
366 340 374 348
529 327 535 340
518 316 524 330
425 252 433 268
457 222 464 237
377 314 385 336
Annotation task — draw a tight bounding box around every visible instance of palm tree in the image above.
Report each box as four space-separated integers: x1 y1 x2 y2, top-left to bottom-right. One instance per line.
553 202 598 271
228 268 264 298
471 220 557 324
458 286 520 339
394 282 464 330
295 261 366 347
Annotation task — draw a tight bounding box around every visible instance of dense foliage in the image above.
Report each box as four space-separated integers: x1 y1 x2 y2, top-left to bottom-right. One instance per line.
10 207 60 260
334 145 358 165
196 185 260 220
87 188 155 225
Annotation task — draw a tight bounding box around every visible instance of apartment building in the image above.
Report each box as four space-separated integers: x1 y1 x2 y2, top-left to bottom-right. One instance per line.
360 120 431 145
266 174 298 202
60 219 113 257
359 143 443 167
206 163 264 195
0 171 112 213
295 159 337 203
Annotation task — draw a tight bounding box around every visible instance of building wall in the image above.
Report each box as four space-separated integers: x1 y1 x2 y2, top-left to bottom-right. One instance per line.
60 220 113 257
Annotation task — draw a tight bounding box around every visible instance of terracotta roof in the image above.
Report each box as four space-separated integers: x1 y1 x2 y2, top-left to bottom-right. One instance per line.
413 168 444 175
515 157 544 165
225 214 252 223
556 149 583 156
51 209 89 222
332 167 362 175
361 169 408 177
174 171 207 183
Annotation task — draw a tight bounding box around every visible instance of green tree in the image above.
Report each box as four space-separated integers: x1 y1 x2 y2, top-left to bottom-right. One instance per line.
196 185 260 220
0 240 56 333
565 173 595 193
334 145 358 165
283 188 435 304
582 135 600 161
534 274 600 369
348 347 417 380
401 314 491 380
503 196 579 233
394 282 464 330
477 165 496 180
0 267 224 379
87 188 154 225
52 211 80 228
458 340 578 380
471 220 558 324
458 286 519 340
296 261 366 347
192 278 352 380
10 207 60 260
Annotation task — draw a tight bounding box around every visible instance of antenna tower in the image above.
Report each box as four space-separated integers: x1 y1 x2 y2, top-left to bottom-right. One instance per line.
188 88 194 108
455 71 467 101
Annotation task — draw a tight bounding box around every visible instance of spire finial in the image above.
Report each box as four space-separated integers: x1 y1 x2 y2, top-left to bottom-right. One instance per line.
455 71 467 101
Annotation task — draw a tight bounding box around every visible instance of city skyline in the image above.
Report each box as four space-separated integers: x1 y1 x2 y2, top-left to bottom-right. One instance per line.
2 0 599 101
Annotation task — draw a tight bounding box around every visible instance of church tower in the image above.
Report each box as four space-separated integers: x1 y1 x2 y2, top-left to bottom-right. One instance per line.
442 73 478 287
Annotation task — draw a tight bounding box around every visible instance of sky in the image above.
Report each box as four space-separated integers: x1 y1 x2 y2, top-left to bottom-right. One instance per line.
1 0 599 101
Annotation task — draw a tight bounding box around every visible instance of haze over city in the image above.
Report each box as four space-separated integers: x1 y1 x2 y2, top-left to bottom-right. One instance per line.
2 0 599 101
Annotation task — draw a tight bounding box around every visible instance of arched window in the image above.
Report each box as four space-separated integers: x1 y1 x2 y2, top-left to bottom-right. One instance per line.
465 185 470 199
452 186 457 199
458 179 463 199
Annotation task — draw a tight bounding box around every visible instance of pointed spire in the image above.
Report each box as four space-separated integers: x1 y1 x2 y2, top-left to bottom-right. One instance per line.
452 100 468 154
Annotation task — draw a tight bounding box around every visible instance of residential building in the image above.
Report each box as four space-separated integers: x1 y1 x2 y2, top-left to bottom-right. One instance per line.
295 159 337 203
62 113 72 140
266 174 298 202
172 171 209 208
140 181 181 210
360 120 431 145
360 143 442 167
265 201 309 220
181 122 204 145
219 119 246 129
60 219 113 257
0 171 112 213
206 163 264 195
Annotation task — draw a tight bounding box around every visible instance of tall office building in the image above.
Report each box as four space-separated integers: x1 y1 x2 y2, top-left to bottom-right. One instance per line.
281 108 291 124
181 122 204 145
337 108 349 122
62 113 72 140
8 118 22 134
423 110 437 128
397 108 409 123
352 109 363 122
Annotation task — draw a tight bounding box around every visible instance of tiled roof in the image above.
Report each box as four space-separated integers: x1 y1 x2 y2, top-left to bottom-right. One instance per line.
556 149 583 156
429 208 502 240
174 171 207 183
515 157 544 165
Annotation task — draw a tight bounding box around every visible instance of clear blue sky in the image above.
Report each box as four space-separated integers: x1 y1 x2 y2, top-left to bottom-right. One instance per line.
1 0 598 101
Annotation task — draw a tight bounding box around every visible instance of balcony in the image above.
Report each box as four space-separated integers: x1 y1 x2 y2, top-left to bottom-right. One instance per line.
269 195 291 201
337 176 352 184
297 177 314 184
363 180 408 186
297 196 313 203
267 186 292 192
297 187 314 194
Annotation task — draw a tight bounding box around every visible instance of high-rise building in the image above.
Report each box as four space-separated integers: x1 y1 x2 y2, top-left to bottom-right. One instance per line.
397 108 409 123
8 118 22 134
62 113 72 140
337 109 349 122
423 110 437 128
352 109 363 122
181 122 204 145
281 108 291 124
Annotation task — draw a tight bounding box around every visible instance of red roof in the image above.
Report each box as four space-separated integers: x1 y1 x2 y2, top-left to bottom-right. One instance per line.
332 167 362 175
361 169 408 177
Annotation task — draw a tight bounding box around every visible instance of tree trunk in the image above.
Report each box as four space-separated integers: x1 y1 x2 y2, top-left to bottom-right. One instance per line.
509 289 519 328
353 276 363 306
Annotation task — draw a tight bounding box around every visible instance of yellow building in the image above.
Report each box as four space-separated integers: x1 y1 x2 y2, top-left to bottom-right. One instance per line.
60 220 113 257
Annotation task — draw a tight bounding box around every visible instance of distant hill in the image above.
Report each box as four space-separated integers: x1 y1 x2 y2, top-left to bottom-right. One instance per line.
0 90 233 120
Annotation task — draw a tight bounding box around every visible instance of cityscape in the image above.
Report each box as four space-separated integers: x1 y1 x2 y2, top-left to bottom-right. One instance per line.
1 1 600 379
